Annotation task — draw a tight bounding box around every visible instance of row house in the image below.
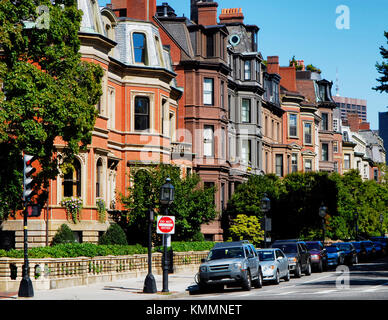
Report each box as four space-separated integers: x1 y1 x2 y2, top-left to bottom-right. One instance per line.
1 0 186 248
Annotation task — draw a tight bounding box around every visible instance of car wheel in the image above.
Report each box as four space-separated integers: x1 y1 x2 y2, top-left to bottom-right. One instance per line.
305 261 312 276
284 269 290 282
273 270 280 285
198 280 209 292
242 270 252 291
317 260 323 273
252 270 263 289
294 263 301 278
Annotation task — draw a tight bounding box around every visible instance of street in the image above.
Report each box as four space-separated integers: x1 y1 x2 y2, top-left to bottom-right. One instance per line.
185 255 388 300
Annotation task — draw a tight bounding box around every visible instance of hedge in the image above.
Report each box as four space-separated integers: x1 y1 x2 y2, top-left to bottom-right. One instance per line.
0 241 214 259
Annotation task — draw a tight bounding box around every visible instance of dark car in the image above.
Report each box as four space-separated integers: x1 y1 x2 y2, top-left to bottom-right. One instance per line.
326 245 346 268
305 241 327 272
370 237 388 255
351 241 368 262
360 240 376 260
271 240 311 278
333 242 358 266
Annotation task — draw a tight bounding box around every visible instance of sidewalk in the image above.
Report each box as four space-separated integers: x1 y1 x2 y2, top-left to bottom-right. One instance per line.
1 272 197 300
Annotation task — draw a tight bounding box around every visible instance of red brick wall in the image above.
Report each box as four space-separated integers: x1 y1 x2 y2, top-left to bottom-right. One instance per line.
279 66 297 92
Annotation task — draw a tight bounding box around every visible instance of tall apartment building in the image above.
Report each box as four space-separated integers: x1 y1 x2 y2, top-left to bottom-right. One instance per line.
333 96 367 123
379 111 388 164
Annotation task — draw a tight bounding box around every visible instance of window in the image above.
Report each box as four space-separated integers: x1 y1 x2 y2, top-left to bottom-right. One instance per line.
133 33 147 64
304 122 312 144
304 159 312 172
289 114 297 137
322 143 329 161
344 154 350 169
241 99 251 123
291 153 298 173
333 141 338 153
220 81 225 109
374 169 379 181
63 159 81 198
343 131 349 142
221 127 225 159
206 33 214 57
275 154 283 177
244 61 251 80
134 97 150 131
333 118 339 132
241 140 251 164
321 113 329 131
96 158 103 198
334 161 338 173
203 78 214 105
256 60 261 82
203 125 214 157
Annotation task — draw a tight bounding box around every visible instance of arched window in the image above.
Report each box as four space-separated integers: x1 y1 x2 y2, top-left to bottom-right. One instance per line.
133 33 147 64
63 159 81 197
96 158 103 198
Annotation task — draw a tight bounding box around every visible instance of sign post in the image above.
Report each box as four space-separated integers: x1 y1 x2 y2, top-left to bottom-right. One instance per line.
157 215 175 292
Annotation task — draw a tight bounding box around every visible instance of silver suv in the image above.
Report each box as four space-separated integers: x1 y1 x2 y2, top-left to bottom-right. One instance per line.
197 241 263 291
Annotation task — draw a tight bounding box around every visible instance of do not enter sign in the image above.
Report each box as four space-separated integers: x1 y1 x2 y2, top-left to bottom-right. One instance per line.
157 216 175 234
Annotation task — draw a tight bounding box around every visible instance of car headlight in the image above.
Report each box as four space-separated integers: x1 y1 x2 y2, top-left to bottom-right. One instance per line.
311 254 320 259
232 262 242 270
288 257 297 263
200 266 207 272
264 265 276 271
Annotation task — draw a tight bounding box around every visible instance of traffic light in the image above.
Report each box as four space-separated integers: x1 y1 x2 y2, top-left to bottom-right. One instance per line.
23 154 36 204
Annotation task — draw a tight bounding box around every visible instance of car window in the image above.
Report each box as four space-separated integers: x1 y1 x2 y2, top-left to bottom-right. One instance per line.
258 250 275 261
249 245 257 256
245 246 252 258
272 243 297 254
275 250 281 258
208 247 244 260
326 246 338 253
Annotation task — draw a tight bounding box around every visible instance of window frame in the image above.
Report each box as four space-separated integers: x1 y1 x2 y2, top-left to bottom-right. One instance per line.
241 98 251 123
288 113 298 138
132 32 147 64
134 96 150 131
203 78 214 106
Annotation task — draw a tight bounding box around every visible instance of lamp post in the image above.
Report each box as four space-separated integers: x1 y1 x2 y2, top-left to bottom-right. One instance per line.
354 211 359 241
261 193 271 248
143 209 157 293
160 177 174 293
319 203 327 246
380 214 384 237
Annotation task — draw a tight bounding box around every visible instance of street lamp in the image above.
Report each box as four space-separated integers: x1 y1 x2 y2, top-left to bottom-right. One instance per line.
380 214 384 237
160 177 174 293
143 209 157 293
261 193 271 248
319 202 327 246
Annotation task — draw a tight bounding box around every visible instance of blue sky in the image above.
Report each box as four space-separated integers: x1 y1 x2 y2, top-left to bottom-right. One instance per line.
98 0 388 130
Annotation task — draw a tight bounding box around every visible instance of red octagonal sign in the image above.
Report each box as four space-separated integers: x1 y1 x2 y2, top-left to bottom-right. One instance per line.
157 216 175 234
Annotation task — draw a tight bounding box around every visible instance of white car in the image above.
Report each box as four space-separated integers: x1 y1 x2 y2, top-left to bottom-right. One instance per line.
257 248 290 284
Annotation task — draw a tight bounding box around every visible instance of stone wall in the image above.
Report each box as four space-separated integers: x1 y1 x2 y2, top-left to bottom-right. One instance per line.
0 251 209 292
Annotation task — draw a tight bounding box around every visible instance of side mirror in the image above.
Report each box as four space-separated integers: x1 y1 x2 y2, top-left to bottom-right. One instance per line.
201 258 206 263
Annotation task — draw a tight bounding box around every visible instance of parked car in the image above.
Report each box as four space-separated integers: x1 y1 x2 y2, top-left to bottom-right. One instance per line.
333 242 358 265
351 241 368 262
271 240 311 278
369 238 385 257
326 245 346 267
305 241 328 272
370 237 388 255
197 241 263 291
360 240 376 260
257 248 290 284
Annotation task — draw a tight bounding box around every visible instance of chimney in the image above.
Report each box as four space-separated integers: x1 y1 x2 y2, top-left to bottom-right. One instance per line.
297 60 305 71
219 8 244 24
110 0 156 21
197 1 218 26
347 113 361 132
267 56 280 75
279 66 297 92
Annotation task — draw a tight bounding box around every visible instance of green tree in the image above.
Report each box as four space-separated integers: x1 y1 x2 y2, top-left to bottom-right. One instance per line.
0 0 103 219
373 31 388 93
99 224 128 245
228 214 264 247
51 224 76 246
116 164 217 245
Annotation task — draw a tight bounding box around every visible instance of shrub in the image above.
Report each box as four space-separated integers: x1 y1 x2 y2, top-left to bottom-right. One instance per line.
51 224 76 246
98 224 128 245
228 214 264 247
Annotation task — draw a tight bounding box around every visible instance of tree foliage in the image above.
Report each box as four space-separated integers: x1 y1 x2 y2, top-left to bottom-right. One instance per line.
225 171 388 241
0 0 103 219
115 164 217 245
228 214 264 247
373 31 388 93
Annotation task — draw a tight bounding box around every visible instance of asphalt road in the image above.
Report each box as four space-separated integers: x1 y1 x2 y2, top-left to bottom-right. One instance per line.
185 255 388 300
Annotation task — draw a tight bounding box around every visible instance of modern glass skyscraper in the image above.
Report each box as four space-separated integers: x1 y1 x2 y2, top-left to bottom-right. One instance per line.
333 96 367 123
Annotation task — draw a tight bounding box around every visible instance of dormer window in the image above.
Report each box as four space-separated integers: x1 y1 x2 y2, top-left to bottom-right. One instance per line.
133 32 147 64
244 61 251 80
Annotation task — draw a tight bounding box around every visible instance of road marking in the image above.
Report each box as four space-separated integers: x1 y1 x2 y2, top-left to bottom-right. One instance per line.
272 291 297 296
310 289 338 295
362 281 388 293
